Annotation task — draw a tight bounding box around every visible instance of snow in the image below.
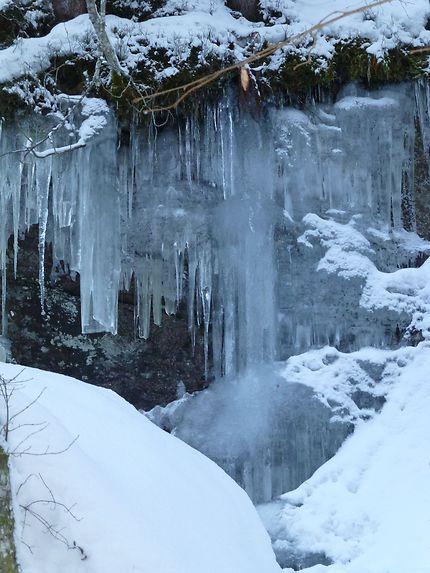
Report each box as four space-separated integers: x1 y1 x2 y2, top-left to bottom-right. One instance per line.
261 0 430 56
0 0 429 86
278 345 413 422
0 16 94 84
300 213 430 338
0 362 280 573
259 342 430 573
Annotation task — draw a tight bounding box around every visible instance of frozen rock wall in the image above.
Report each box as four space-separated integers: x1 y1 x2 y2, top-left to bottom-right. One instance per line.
1 83 428 368
1 82 430 503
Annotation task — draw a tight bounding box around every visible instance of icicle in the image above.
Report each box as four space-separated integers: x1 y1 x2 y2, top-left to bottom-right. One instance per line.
187 245 198 354
415 80 430 174
34 157 52 312
0 83 423 381
198 249 212 379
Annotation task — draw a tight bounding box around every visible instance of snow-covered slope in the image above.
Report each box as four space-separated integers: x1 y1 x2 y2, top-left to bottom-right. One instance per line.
259 342 430 573
0 363 280 573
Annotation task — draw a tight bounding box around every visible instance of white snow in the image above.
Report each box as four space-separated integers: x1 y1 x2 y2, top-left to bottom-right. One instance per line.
261 0 430 53
278 345 413 422
259 342 430 573
301 213 430 338
0 362 280 573
0 0 429 86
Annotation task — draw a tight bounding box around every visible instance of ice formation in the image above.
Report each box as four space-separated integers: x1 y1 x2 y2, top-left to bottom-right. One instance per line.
1 84 429 354
258 342 430 573
1 81 430 504
147 81 430 503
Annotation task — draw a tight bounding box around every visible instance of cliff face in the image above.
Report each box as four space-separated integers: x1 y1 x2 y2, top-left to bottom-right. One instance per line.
4 228 206 411
1 5 430 573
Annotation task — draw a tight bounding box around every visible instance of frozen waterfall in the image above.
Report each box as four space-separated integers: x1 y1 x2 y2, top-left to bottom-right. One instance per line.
1 82 430 503
1 83 428 365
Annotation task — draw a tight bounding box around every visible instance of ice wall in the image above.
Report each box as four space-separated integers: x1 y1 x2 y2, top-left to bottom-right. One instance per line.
149 365 352 503
1 83 430 505
1 83 427 366
0 103 278 378
120 104 277 377
145 83 430 504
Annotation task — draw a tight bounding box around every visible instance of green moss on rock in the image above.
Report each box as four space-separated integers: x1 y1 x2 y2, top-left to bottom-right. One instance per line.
265 40 428 103
0 35 428 121
0 447 18 573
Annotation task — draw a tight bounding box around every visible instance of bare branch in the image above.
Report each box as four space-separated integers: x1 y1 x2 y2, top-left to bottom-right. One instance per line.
31 140 86 158
133 0 398 112
409 46 430 54
18 473 86 558
11 434 80 457
9 422 50 456
7 387 46 427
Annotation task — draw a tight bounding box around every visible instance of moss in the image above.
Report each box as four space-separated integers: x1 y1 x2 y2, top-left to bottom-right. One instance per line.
0 87 31 121
106 0 166 21
49 55 96 96
0 448 19 573
263 40 428 104
0 7 22 48
0 34 428 124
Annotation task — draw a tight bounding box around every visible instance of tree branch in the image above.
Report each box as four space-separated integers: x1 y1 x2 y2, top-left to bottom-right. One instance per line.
133 0 401 112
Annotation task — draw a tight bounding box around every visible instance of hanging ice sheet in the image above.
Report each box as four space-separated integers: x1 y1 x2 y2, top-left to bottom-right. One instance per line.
0 82 429 374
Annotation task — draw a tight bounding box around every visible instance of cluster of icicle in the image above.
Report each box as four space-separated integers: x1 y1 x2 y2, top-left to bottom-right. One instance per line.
0 82 429 377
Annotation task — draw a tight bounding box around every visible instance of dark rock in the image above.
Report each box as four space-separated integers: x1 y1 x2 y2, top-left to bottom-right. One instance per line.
52 0 86 23
4 227 207 411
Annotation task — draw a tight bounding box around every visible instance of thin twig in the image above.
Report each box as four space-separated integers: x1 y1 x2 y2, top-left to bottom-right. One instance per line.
11 434 79 457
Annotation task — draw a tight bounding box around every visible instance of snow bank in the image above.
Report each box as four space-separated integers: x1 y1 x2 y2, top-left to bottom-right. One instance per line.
0 363 280 573
260 342 430 573
261 0 430 53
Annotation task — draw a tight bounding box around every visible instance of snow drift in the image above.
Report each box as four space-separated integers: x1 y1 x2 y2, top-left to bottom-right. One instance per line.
0 362 280 573
259 342 430 573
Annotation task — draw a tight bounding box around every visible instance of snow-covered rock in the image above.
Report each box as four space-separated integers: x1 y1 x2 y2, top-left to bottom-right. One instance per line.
259 342 430 573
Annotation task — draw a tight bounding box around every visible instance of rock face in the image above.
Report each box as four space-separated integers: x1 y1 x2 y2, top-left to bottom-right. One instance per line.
5 228 206 411
226 0 259 21
52 0 86 23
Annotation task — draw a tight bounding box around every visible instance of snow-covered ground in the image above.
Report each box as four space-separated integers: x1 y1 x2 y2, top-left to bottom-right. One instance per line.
259 342 430 573
0 362 280 573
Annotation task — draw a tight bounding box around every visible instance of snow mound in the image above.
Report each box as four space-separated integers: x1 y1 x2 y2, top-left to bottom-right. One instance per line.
0 363 280 573
260 342 430 573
